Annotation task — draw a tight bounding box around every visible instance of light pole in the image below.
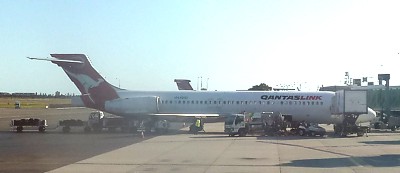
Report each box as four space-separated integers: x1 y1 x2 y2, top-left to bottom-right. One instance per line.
115 78 120 88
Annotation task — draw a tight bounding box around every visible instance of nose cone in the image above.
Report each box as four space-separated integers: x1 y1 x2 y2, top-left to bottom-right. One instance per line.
355 107 377 124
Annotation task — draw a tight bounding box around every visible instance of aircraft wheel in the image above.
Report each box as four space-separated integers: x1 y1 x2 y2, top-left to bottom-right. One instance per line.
299 129 305 136
39 126 46 133
17 126 23 133
84 126 91 133
310 131 316 136
62 126 71 133
238 129 246 137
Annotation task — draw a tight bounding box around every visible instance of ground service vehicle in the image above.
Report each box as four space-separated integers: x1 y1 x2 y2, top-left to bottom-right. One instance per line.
59 111 169 133
224 112 284 137
84 111 129 132
298 123 326 137
59 111 131 133
10 118 47 133
59 119 86 133
371 113 400 131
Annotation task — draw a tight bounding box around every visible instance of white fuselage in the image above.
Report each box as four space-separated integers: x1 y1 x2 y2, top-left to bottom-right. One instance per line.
103 90 374 124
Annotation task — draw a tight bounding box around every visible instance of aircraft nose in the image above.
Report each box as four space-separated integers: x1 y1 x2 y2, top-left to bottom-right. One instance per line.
368 108 377 117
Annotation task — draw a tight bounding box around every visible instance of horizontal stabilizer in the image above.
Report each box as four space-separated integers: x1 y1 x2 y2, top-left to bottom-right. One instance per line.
27 57 84 64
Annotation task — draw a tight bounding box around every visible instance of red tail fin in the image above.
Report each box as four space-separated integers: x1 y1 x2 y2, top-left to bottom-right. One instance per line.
50 54 120 110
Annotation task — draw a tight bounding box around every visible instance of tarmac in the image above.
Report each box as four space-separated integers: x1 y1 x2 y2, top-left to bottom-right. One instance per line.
1 108 400 173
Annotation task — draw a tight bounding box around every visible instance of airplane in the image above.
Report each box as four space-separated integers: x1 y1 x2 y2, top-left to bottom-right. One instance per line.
28 54 376 130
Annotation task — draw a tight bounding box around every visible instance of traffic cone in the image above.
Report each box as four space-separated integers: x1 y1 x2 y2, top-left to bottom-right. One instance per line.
141 131 144 138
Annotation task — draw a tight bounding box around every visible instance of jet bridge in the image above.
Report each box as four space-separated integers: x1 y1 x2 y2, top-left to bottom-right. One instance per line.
332 90 368 115
331 90 369 136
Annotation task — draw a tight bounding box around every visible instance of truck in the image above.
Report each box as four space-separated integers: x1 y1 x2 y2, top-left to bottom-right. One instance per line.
332 90 370 137
371 112 400 131
59 111 131 133
84 111 130 132
10 118 47 133
59 119 86 133
59 111 170 133
224 112 284 137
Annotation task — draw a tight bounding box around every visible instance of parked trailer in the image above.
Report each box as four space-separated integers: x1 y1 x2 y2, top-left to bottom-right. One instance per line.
10 118 47 133
59 119 86 133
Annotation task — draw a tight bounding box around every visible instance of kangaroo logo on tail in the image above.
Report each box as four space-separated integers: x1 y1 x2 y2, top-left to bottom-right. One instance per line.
30 54 120 110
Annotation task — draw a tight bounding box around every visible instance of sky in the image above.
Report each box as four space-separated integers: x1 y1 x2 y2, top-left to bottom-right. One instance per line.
1 0 400 95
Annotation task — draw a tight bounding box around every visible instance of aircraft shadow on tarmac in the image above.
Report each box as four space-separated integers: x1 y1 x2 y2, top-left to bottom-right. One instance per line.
360 140 400 145
256 140 400 168
279 154 400 168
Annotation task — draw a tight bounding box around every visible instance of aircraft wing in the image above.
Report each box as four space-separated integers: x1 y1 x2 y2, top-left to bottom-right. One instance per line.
152 114 219 117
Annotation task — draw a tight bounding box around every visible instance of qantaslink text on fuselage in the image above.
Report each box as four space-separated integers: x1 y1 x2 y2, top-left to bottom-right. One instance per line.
260 95 322 100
